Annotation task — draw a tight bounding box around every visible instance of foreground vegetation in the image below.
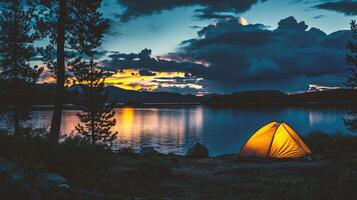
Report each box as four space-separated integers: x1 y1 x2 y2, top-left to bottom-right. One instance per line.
0 129 357 200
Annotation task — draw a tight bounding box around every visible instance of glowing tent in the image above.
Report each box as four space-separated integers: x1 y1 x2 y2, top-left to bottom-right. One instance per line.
239 122 312 159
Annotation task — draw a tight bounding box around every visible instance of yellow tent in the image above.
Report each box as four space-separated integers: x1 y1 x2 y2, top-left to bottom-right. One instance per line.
239 122 312 159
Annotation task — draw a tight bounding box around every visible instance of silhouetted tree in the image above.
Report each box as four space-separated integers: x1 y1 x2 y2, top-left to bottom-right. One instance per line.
72 58 117 147
30 0 107 142
0 0 43 135
344 20 357 131
67 0 115 147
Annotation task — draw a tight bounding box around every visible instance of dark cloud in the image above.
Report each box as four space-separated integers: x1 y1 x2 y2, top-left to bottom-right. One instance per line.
99 15 351 93
139 69 156 76
277 16 308 31
313 15 325 19
116 0 267 22
313 1 357 15
100 48 207 76
167 16 350 92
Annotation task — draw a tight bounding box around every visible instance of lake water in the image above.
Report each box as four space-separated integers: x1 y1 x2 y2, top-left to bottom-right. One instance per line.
2 106 353 156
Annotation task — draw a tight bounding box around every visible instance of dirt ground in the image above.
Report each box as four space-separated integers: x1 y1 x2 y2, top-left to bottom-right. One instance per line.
96 152 357 200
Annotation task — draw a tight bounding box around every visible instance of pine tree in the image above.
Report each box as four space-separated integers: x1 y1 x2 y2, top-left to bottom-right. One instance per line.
29 0 107 142
0 0 43 135
344 20 357 131
66 0 116 147
72 58 117 147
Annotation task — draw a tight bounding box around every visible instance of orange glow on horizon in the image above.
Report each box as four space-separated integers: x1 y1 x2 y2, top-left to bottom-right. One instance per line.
40 69 203 92
104 69 188 91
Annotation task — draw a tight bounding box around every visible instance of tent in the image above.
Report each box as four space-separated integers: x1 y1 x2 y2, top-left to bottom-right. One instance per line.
239 122 312 159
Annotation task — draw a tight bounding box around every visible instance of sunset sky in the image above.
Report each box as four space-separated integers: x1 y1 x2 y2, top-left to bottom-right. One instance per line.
41 0 357 94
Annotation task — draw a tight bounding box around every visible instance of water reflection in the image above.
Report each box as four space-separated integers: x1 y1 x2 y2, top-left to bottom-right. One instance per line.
49 107 204 154
111 107 204 154
0 106 351 156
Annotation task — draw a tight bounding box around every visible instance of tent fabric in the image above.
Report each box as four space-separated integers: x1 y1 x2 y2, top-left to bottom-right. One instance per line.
239 122 312 159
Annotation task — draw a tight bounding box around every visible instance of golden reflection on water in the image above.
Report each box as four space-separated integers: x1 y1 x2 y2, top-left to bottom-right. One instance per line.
56 107 203 153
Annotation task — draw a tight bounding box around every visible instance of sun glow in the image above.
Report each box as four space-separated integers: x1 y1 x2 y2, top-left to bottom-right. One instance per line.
238 17 249 25
41 68 203 92
105 69 186 91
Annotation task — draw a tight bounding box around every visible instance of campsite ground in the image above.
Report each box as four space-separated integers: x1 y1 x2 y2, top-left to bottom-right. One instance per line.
1 132 357 200
91 152 357 200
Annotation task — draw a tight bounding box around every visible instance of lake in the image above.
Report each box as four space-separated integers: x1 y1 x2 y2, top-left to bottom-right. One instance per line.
2 106 353 156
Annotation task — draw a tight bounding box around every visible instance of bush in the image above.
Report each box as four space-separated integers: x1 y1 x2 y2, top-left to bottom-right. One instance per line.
0 131 116 189
303 131 357 153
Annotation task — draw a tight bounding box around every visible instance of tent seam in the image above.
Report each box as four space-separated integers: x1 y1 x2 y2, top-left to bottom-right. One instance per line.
281 123 306 155
267 123 279 158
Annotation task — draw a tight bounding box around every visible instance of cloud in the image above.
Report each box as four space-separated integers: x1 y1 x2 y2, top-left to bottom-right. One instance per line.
99 15 351 93
99 50 206 92
165 16 351 92
100 48 207 77
313 15 325 19
313 1 357 15
103 69 203 92
116 0 267 22
139 69 156 76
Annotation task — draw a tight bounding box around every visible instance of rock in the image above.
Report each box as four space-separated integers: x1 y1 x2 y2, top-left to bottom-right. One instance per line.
140 147 158 156
186 143 209 158
37 173 69 192
0 159 36 200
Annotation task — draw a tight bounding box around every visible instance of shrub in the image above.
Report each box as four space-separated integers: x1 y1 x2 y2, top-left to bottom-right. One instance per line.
302 131 357 153
0 131 116 189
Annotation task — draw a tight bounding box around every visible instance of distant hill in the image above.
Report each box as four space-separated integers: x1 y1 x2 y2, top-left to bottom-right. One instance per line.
105 86 200 103
0 83 356 106
206 90 287 104
0 84 201 105
204 89 357 106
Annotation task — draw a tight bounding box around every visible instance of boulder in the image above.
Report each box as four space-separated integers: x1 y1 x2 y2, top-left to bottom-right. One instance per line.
37 173 70 192
140 147 158 156
0 158 70 199
186 143 209 158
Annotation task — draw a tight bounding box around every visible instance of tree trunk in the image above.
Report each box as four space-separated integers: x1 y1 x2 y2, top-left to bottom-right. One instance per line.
49 0 66 143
